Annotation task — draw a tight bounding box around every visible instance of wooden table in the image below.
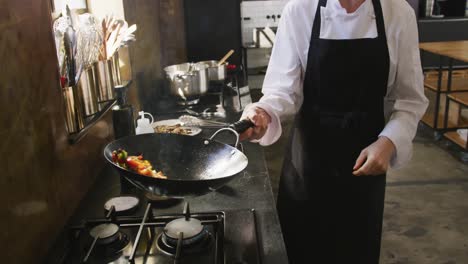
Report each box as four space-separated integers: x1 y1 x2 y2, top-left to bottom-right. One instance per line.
419 41 468 150
420 41 468 64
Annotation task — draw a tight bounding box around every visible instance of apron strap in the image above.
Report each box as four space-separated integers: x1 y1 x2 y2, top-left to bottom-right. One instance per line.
311 0 327 40
372 0 388 43
352 0 388 114
309 0 327 115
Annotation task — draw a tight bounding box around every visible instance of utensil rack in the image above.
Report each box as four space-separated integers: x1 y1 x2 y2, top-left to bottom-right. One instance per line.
68 100 116 144
67 80 132 144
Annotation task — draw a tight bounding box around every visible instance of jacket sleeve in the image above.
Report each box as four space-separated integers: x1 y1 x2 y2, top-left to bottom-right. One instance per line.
379 10 429 168
243 3 304 146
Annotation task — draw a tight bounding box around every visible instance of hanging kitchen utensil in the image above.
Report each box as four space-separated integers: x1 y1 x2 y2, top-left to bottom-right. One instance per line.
53 16 69 71
76 13 102 68
125 24 137 36
65 5 80 30
100 15 117 60
103 120 255 198
64 26 77 86
109 23 136 56
99 17 137 61
106 23 122 58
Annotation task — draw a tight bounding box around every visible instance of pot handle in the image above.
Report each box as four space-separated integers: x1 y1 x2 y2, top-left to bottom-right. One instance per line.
206 120 255 148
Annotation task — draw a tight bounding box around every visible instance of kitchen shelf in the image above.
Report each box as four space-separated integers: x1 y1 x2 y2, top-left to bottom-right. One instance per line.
424 69 468 91
444 131 468 149
421 112 440 128
448 92 468 107
422 112 450 129
67 80 132 144
424 76 468 92
68 100 116 144
422 67 468 132
421 111 468 129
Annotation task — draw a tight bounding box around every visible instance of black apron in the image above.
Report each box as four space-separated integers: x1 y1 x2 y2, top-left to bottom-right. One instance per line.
277 0 389 263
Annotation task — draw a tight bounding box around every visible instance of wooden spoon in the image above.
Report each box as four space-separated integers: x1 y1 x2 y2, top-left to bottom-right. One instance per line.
125 24 137 36
106 23 122 59
218 49 234 66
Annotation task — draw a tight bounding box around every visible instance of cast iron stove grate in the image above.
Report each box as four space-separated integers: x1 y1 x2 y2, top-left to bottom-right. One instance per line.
58 201 261 264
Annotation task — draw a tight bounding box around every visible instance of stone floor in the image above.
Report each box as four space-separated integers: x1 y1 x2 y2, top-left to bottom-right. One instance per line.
262 122 468 263
380 126 468 264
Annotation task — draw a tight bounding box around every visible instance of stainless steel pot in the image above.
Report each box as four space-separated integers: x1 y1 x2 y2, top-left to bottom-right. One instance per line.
196 60 227 81
164 63 208 105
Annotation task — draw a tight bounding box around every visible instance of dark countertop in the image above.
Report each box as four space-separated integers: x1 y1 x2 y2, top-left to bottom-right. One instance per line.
53 90 289 264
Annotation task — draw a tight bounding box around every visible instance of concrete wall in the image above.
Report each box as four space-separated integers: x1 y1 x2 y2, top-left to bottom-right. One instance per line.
0 1 115 262
122 0 187 111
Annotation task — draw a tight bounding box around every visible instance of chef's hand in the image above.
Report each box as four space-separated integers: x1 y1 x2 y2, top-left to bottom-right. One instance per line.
239 107 271 141
353 137 396 176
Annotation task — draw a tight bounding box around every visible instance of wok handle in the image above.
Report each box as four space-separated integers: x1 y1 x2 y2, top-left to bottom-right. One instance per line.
207 128 240 148
206 120 254 148
229 119 255 134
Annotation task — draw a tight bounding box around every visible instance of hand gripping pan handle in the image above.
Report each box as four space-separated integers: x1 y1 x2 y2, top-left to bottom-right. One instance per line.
206 119 255 148
229 119 255 133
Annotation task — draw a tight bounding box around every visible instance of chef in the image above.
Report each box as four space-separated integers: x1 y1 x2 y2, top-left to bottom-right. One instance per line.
240 0 428 263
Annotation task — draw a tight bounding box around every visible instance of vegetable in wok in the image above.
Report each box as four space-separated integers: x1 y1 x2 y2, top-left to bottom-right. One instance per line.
111 149 167 179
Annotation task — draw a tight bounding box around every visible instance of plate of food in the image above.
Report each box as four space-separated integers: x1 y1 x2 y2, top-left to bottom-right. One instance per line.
152 119 202 136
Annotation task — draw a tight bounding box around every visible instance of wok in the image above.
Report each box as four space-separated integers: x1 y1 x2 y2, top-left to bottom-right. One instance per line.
104 120 254 198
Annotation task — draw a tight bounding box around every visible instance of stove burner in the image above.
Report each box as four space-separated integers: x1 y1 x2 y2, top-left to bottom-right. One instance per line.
85 224 130 262
164 202 205 244
156 229 213 256
89 223 120 245
104 196 139 215
164 217 204 241
156 202 214 256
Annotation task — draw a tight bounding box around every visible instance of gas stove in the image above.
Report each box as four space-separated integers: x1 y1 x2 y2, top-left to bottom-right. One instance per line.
54 197 261 264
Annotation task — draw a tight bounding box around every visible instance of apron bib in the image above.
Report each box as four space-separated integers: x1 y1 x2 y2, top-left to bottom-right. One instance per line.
277 0 389 263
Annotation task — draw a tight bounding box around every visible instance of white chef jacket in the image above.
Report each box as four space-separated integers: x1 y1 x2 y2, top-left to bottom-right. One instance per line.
244 0 429 169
